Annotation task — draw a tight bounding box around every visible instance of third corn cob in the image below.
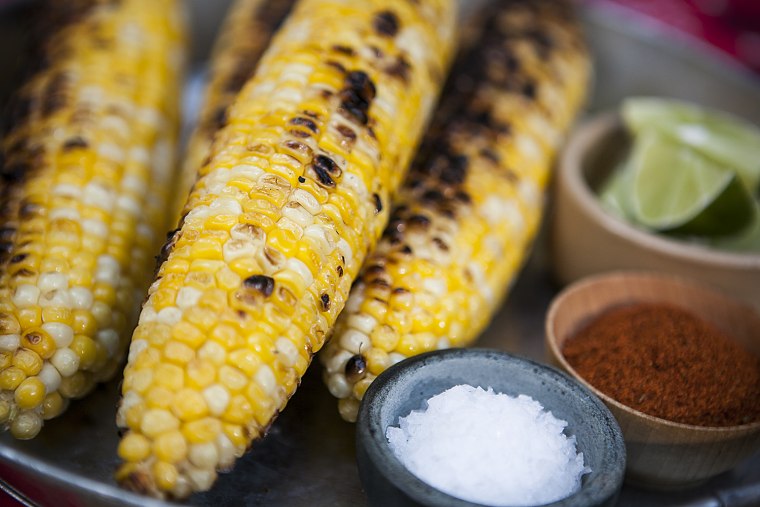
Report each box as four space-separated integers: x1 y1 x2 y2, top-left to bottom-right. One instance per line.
116 0 457 498
0 0 185 439
320 0 592 421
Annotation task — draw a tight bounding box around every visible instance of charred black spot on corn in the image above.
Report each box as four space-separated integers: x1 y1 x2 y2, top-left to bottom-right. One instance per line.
289 116 319 133
385 54 411 83
62 136 89 151
336 125 356 144
339 71 375 125
243 275 275 297
336 265 344 277
320 293 330 311
373 10 399 37
326 60 346 73
372 193 383 214
1 162 32 183
345 354 367 382
331 45 354 56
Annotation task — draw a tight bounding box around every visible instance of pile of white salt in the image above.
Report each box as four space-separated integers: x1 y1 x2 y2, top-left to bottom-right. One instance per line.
386 385 589 506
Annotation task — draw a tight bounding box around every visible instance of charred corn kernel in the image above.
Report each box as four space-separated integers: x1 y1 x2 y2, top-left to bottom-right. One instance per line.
41 392 66 420
119 432 152 463
321 0 591 421
0 0 185 439
20 330 55 360
117 0 456 497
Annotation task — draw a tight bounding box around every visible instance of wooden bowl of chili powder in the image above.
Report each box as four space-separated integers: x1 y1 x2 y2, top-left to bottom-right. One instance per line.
545 271 760 490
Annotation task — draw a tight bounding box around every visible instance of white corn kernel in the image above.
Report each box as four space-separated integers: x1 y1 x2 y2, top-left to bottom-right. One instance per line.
128 339 148 363
51 348 80 377
12 285 40 307
97 329 120 358
189 442 219 469
254 364 276 396
157 307 182 325
0 335 20 352
339 329 370 355
69 287 94 309
38 363 62 393
176 287 202 310
38 273 68 293
275 337 299 367
202 384 230 416
326 373 351 399
285 258 313 287
41 323 74 348
347 314 377 335
197 338 225 364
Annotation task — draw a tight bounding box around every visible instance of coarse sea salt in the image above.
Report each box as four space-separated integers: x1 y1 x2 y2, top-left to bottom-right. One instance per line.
386 385 590 506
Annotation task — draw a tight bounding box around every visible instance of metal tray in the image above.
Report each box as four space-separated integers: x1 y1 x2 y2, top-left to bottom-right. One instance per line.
0 1 759 506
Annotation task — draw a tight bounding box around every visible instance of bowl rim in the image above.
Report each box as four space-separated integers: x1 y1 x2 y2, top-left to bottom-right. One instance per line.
559 110 760 268
545 270 760 433
356 348 626 507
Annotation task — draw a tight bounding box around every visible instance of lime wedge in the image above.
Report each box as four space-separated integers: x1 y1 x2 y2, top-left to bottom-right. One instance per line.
598 161 633 220
622 97 760 192
628 132 755 236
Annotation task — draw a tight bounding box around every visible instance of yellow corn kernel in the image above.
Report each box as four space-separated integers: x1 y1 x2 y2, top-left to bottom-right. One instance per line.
70 334 98 370
154 363 184 391
72 310 97 336
12 349 43 376
145 386 174 409
0 367 26 390
172 388 208 421
20 329 56 359
171 321 205 349
15 377 46 409
182 417 222 444
118 432 152 463
41 392 67 420
154 430 188 464
153 461 178 492
186 360 216 390
164 341 195 365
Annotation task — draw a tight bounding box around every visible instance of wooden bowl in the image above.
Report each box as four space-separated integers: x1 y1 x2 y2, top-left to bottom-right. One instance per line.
550 111 760 311
545 271 760 490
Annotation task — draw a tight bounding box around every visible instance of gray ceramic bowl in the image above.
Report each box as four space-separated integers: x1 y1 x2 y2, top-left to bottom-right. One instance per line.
356 349 626 507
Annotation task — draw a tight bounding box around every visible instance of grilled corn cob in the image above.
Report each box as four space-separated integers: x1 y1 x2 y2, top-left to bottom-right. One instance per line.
176 0 296 219
0 0 185 439
320 0 591 421
116 0 457 498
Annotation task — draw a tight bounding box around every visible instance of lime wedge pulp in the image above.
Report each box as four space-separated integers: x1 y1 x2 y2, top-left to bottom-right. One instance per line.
628 132 755 236
622 97 760 193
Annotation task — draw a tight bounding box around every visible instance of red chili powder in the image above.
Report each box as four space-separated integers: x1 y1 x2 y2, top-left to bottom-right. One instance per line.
561 302 760 427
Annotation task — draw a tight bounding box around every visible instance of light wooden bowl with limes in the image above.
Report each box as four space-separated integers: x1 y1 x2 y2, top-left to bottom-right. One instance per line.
550 111 760 310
